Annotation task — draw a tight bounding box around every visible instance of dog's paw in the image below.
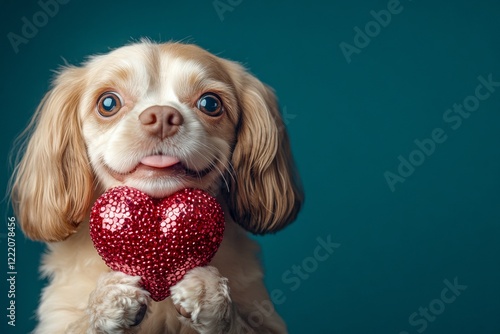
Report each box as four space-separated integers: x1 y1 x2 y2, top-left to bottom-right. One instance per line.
170 266 232 333
87 271 150 333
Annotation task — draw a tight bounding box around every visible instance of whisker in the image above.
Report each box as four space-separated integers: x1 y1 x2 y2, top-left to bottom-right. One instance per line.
189 142 233 193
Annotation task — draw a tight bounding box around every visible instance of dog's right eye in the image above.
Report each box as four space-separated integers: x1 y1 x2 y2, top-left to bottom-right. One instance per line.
97 92 123 117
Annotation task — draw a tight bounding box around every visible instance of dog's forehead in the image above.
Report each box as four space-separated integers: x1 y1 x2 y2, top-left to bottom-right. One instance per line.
157 44 232 88
86 43 230 97
92 43 216 68
158 43 220 65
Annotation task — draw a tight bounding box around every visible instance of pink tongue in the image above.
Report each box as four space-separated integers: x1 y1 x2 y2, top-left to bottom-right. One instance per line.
140 155 180 168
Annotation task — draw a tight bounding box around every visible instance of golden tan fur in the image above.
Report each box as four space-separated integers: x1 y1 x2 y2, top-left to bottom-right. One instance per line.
11 67 94 241
222 61 303 234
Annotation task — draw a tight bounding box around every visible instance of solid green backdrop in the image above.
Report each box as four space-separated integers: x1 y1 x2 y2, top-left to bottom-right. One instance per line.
1 0 499 333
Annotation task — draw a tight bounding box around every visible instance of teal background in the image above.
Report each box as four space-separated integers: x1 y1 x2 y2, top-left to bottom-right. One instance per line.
1 0 499 333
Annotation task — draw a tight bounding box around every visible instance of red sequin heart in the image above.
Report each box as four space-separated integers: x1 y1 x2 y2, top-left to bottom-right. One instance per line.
89 187 225 301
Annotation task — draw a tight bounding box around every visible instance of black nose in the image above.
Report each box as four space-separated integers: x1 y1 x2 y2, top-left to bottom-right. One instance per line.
139 105 184 139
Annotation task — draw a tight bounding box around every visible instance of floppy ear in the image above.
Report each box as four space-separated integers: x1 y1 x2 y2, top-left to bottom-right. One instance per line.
10 67 94 241
223 62 304 234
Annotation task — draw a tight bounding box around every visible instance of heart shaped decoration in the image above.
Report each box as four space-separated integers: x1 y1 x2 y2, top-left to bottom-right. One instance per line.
89 186 225 301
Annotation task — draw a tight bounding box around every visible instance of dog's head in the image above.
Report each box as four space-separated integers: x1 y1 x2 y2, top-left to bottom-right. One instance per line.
11 41 303 241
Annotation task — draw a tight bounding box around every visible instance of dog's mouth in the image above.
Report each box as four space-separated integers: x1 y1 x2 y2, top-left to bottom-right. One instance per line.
104 155 215 181
140 155 180 169
137 155 215 178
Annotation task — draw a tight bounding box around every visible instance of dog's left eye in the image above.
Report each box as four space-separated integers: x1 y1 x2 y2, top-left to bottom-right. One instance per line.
197 93 223 117
97 92 123 117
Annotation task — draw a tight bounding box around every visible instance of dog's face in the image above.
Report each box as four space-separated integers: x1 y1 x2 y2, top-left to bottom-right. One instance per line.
12 41 303 241
81 43 239 198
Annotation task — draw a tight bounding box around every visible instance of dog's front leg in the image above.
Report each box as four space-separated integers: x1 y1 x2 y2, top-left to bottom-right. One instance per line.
171 266 283 334
66 271 149 334
170 266 241 333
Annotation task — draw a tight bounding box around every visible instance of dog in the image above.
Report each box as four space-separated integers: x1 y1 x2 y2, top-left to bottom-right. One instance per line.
11 40 303 333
